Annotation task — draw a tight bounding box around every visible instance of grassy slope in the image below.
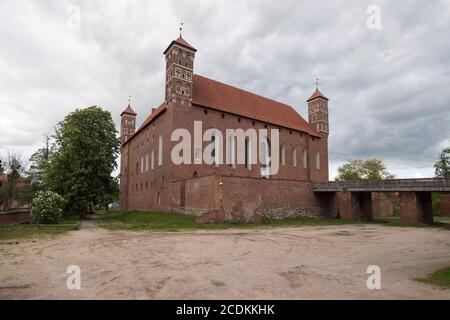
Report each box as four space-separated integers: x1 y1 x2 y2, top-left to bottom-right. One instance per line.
416 267 450 288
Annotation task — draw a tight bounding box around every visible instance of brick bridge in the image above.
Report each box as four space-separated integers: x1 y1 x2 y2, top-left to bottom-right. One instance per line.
313 178 450 224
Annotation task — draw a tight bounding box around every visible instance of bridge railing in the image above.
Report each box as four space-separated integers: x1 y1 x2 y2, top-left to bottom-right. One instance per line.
313 178 450 192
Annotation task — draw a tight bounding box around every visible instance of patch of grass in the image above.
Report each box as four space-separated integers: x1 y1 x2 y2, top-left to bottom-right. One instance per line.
416 267 450 288
96 210 359 232
373 214 450 229
0 215 81 242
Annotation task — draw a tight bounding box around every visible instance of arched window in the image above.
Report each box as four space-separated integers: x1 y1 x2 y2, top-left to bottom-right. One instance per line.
292 146 297 167
136 161 139 174
158 135 163 166
316 151 320 170
302 149 308 169
260 138 270 168
280 144 285 166
245 137 250 170
227 133 235 168
260 137 270 178
151 151 154 170
211 135 216 165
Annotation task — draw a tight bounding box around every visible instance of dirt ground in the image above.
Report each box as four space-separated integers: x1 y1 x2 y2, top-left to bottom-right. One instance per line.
0 223 449 299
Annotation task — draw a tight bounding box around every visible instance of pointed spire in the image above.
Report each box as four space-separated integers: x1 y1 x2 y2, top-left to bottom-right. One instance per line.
163 25 197 54
307 79 329 102
307 88 329 102
120 97 137 116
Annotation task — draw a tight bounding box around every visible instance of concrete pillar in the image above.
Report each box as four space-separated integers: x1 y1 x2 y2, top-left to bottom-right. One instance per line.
339 191 372 221
399 192 433 224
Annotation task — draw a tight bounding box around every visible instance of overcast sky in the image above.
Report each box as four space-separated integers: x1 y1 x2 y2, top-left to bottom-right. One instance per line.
1 0 449 179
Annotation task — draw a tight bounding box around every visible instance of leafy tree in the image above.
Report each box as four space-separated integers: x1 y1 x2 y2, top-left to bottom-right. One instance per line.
434 148 450 178
44 106 120 218
28 136 51 195
336 159 395 181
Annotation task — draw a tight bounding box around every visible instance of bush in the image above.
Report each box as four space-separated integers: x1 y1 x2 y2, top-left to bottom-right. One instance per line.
31 191 65 224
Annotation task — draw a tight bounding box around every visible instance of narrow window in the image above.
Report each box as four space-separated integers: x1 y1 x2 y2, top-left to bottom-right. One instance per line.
316 151 320 170
227 133 235 168
280 144 285 166
158 135 163 166
141 156 144 173
211 135 216 166
151 151 155 170
303 149 308 169
245 137 251 170
292 146 297 167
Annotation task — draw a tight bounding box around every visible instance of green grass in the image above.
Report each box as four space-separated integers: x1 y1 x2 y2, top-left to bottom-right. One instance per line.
373 214 450 229
0 216 81 242
416 267 450 288
96 210 359 232
96 209 450 232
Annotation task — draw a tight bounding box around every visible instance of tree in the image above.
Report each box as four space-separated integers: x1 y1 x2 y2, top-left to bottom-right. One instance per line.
44 106 120 219
28 135 51 194
434 148 450 178
0 151 29 210
0 158 4 174
336 159 395 181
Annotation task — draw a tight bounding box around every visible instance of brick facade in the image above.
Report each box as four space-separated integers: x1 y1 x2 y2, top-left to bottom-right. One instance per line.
119 35 330 221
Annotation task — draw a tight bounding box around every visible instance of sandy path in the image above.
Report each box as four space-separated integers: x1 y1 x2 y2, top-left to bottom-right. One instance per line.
0 224 449 299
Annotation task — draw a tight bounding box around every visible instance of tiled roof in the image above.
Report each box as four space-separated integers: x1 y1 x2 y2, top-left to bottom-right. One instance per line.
163 36 197 54
192 74 320 137
123 75 322 146
307 88 329 102
120 104 137 116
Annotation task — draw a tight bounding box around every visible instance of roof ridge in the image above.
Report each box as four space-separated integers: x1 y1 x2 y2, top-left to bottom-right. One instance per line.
194 74 294 109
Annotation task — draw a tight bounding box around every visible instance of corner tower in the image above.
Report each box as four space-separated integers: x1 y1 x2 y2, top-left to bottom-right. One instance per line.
120 103 137 144
307 87 329 136
163 35 197 105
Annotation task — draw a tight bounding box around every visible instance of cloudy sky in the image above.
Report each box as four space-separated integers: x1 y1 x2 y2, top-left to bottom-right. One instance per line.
1 0 449 179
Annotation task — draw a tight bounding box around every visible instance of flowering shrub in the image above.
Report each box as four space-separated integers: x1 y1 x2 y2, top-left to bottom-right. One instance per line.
31 191 65 224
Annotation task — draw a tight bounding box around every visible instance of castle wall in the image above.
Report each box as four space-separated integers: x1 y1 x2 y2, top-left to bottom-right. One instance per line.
171 175 332 223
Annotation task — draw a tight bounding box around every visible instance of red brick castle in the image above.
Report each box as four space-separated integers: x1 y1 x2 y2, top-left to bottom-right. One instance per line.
119 35 332 222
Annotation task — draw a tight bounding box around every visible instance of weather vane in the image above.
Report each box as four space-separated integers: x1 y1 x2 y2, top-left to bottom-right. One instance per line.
180 22 184 36
315 77 319 89
128 95 132 104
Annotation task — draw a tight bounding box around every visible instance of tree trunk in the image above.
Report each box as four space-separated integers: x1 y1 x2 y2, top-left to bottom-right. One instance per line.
80 206 87 220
